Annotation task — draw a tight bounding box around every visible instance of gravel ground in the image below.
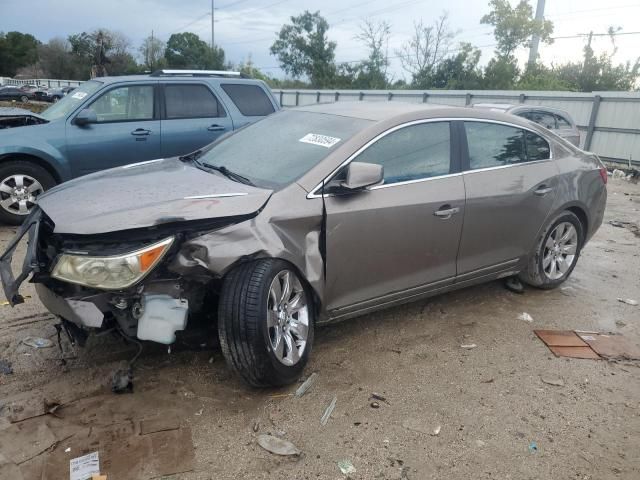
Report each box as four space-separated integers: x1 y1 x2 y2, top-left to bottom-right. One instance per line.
0 178 638 480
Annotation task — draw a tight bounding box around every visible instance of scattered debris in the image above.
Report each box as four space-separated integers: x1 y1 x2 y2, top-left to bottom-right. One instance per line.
65 448 71 453
337 459 356 475
320 396 337 426
528 441 538 453
370 401 380 409
461 344 477 350
616 320 627 328
21 336 53 349
535 329 640 361
252 421 260 432
475 440 486 447
0 359 12 375
295 372 318 398
256 434 300 456
431 425 442 436
612 169 626 179
139 417 180 435
70 452 100 480
578 332 640 361
504 276 524 294
617 298 638 306
541 377 565 387
534 330 601 359
481 378 495 384
370 392 388 403
195 409 203 416
111 368 133 394
518 312 533 323
608 220 640 238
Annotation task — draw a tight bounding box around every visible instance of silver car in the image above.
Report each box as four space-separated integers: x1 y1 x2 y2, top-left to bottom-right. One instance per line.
473 103 581 147
0 102 607 387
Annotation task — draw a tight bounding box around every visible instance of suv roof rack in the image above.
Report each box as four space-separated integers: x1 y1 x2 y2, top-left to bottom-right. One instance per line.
149 69 249 78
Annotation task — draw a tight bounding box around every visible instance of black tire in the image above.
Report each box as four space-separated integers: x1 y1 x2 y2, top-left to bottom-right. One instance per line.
519 210 584 289
218 259 314 387
0 161 56 225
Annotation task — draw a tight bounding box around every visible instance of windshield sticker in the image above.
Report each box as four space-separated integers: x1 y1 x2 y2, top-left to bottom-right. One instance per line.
71 91 88 100
299 133 341 148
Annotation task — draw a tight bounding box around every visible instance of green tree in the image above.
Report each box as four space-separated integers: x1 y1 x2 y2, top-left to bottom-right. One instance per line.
483 56 520 89
481 0 553 59
139 35 166 71
37 37 82 79
0 31 40 77
426 43 483 89
270 11 337 87
165 32 225 70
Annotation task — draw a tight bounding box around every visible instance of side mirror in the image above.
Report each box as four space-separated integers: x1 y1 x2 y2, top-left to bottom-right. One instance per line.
74 108 97 126
338 162 384 192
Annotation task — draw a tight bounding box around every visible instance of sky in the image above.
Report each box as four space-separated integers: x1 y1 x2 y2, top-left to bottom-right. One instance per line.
2 0 639 80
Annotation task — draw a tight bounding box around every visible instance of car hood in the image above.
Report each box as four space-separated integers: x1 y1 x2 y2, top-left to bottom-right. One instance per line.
37 158 273 235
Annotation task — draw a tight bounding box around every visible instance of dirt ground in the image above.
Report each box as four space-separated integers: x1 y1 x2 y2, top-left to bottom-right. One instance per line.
0 178 639 480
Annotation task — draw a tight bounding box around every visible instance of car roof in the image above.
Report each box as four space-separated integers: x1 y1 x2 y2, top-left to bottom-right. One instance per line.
472 103 514 111
294 101 542 128
92 74 268 87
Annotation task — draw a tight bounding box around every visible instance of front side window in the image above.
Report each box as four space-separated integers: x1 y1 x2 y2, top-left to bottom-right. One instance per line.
164 84 224 119
354 122 451 184
221 84 275 116
465 122 525 169
91 85 154 123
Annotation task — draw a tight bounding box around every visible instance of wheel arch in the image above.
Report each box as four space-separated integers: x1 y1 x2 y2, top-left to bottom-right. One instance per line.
551 201 589 241
0 152 63 184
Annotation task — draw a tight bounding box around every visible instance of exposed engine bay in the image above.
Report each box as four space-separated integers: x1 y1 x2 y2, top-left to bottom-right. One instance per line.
0 107 48 129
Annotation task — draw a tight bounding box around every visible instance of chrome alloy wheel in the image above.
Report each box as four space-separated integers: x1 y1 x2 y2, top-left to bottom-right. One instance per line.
267 270 309 366
543 221 578 280
0 174 44 216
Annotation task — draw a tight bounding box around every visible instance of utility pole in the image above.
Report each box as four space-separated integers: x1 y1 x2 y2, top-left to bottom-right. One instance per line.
150 29 155 70
211 0 215 66
528 0 546 68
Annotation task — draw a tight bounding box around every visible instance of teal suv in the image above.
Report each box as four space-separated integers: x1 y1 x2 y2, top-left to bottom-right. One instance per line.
0 70 279 224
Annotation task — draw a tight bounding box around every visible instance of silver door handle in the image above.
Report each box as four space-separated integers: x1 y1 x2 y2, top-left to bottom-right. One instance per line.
534 186 553 196
207 124 226 132
434 206 460 218
131 128 151 136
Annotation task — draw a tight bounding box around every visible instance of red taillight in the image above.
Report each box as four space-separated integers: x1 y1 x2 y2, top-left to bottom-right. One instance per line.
599 167 608 184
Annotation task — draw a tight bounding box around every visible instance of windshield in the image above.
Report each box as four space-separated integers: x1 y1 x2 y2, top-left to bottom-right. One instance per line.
40 80 103 121
199 110 373 189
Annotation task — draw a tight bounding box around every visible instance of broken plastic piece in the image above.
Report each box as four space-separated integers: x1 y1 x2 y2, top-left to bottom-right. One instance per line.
337 459 356 475
295 372 318 398
518 312 533 322
617 298 638 306
22 336 53 349
461 344 477 349
320 396 337 426
256 434 300 456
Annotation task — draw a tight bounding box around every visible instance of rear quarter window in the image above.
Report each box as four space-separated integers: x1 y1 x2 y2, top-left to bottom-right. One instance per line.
221 83 275 116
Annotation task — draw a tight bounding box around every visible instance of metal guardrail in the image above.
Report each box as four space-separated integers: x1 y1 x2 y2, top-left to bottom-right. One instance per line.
273 89 640 167
0 77 83 88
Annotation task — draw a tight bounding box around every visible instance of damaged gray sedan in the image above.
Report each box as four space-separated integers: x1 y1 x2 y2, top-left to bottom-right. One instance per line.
0 102 607 387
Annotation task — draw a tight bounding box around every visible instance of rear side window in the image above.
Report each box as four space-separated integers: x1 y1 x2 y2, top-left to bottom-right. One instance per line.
525 131 551 161
465 122 525 169
221 84 275 116
164 84 224 119
528 111 557 129
355 122 451 184
555 114 572 128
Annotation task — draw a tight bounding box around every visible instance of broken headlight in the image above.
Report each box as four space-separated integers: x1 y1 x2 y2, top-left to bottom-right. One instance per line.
51 237 174 290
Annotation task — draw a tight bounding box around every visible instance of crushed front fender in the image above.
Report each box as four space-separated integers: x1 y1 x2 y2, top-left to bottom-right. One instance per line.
0 208 42 306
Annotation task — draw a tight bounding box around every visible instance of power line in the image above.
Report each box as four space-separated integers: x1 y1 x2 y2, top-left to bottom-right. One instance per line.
217 0 253 9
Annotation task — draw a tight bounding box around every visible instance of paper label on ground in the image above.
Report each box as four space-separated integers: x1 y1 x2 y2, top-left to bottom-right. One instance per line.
299 133 341 148
71 91 88 100
580 335 596 341
70 451 100 480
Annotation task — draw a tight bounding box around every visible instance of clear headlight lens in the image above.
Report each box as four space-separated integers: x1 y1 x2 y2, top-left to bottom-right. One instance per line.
51 237 174 290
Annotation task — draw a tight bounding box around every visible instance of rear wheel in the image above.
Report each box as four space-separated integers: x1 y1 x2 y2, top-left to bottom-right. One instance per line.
218 259 314 387
19 95 29 103
519 210 584 289
0 161 56 225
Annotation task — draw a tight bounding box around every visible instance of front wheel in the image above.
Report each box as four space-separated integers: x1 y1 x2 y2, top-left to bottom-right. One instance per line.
218 259 314 387
20 95 29 103
0 161 56 225
519 210 584 289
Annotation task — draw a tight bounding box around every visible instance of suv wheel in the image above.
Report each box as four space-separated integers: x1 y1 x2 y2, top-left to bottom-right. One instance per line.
218 259 314 387
20 95 29 103
519 210 584 289
0 161 56 225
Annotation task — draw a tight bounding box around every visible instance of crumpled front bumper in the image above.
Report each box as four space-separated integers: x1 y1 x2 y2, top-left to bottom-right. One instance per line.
0 208 42 306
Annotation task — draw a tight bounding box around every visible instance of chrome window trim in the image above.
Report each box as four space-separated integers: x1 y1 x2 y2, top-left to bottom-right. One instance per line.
306 117 553 199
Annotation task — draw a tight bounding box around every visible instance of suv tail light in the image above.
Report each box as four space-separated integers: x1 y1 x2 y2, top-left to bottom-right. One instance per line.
599 167 608 185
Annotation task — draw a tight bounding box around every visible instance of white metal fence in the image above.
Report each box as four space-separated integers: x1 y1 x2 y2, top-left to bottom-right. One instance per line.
273 89 640 167
0 77 83 88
